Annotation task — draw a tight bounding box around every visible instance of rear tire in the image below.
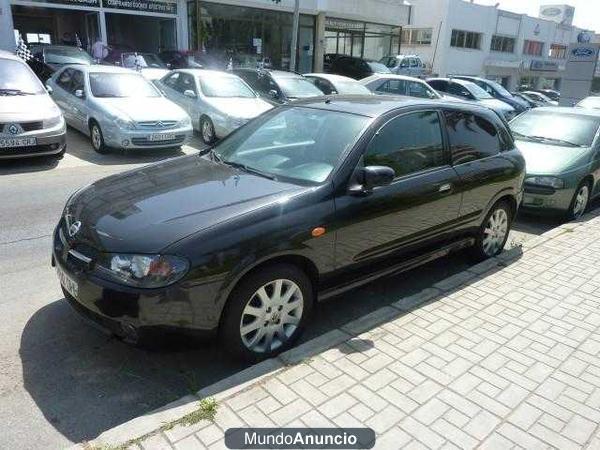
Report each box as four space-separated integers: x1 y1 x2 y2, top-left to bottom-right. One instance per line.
470 200 511 261
567 181 590 221
221 264 313 361
90 121 109 154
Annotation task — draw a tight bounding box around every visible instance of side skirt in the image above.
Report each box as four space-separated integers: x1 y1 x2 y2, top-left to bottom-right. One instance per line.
318 237 475 301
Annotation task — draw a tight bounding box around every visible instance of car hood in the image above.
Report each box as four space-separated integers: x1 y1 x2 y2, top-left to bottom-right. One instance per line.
67 155 307 253
479 98 514 112
139 68 170 80
94 96 188 122
516 140 591 175
0 93 60 122
205 97 273 119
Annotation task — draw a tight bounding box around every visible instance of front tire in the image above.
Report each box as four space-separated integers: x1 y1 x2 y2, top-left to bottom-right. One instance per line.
471 200 511 260
567 181 590 220
221 264 313 361
90 121 109 154
199 115 216 145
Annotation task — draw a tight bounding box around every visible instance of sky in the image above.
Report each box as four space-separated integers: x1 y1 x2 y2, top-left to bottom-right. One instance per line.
474 0 600 32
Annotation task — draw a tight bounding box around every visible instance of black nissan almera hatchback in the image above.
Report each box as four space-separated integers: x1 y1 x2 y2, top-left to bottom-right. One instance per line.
53 96 525 360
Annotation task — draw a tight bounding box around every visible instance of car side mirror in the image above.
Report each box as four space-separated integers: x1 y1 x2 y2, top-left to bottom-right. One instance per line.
166 63 172 69
184 89 196 98
74 89 84 99
350 166 395 194
268 89 279 99
45 85 53 94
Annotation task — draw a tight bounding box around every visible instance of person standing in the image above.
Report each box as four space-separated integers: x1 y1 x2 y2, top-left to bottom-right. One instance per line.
91 38 109 62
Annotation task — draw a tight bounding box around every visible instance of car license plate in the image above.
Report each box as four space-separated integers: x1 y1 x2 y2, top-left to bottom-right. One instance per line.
149 133 175 141
0 137 36 148
57 264 79 299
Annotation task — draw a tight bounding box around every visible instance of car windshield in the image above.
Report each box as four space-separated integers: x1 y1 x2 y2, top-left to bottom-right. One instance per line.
0 59 45 95
486 79 511 97
578 97 600 110
368 62 392 73
89 72 160 98
333 81 372 95
44 47 93 65
274 77 322 98
199 75 256 98
510 110 600 147
465 82 493 100
212 107 370 184
122 53 166 69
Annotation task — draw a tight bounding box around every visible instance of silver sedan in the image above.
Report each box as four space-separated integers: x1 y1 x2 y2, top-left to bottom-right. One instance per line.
156 69 273 144
46 65 193 153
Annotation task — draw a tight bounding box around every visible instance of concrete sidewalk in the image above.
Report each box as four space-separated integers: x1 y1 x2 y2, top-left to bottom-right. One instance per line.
78 212 600 450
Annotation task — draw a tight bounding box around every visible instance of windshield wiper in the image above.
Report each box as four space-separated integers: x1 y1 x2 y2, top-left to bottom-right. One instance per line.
225 161 278 180
0 88 34 96
528 135 583 147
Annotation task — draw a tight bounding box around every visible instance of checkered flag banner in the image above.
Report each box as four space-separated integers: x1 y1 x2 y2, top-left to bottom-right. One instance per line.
75 33 82 49
15 34 33 62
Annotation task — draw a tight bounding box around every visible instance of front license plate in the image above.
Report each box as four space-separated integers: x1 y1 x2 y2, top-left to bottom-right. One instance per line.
57 264 79 299
149 133 175 141
0 137 37 148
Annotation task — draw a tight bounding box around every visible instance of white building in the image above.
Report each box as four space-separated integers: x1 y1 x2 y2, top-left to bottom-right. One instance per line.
401 0 593 90
0 0 410 73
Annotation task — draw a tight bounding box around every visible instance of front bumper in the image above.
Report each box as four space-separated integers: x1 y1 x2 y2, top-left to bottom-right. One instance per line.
51 223 221 337
521 184 575 213
0 123 66 159
102 124 193 150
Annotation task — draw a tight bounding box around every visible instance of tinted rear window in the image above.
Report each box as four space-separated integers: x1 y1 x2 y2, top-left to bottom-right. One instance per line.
444 111 501 164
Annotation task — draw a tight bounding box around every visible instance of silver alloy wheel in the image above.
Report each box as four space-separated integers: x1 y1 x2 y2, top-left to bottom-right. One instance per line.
91 125 102 150
201 118 214 143
482 208 508 256
572 185 589 219
239 279 304 353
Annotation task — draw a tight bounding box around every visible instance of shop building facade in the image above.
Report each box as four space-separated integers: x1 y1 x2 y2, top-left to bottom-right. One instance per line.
400 0 594 91
0 0 410 72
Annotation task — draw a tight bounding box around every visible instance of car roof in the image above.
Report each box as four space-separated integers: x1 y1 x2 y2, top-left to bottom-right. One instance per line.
304 73 358 83
176 68 235 78
453 75 486 82
289 95 496 118
362 73 426 83
428 77 474 88
530 106 600 118
78 65 139 74
0 50 21 62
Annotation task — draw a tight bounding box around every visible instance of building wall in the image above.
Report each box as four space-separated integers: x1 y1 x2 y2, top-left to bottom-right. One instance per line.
0 0 15 51
401 0 591 91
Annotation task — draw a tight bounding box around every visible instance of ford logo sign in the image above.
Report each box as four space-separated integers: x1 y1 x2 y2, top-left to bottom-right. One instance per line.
572 47 594 57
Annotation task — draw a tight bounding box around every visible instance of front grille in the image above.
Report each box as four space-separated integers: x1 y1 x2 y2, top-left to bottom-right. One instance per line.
0 121 44 133
136 120 178 129
524 184 556 195
131 135 185 146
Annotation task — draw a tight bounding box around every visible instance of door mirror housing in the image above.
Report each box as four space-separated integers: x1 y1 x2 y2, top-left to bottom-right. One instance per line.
350 166 395 194
45 85 53 94
184 89 196 98
74 89 84 99
268 89 279 99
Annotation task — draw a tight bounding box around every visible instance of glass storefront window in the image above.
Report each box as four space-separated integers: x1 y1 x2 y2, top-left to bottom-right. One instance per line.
324 18 401 61
187 1 314 72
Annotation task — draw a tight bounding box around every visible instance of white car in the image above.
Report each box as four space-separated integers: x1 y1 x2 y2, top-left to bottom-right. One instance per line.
577 96 600 110
0 50 66 159
156 69 273 144
47 65 192 153
304 73 372 95
360 73 440 100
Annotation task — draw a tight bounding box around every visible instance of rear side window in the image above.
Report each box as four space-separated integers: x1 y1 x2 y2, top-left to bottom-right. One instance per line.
444 111 501 164
376 79 407 95
57 68 73 90
365 110 447 178
427 79 447 91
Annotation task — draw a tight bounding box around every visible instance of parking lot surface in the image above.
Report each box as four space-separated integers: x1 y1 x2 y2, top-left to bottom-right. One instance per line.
0 129 569 448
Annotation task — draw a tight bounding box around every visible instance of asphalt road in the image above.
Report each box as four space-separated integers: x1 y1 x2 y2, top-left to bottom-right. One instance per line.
0 129 567 449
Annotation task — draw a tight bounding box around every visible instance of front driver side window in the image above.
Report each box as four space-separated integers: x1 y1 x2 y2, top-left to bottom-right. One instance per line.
364 110 447 178
57 69 73 91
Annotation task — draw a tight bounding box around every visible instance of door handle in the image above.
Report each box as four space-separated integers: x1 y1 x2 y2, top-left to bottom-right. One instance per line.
438 183 452 193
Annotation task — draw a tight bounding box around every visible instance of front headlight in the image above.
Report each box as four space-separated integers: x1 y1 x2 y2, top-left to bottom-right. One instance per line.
114 117 135 130
179 116 192 127
96 253 189 288
525 176 564 189
44 114 64 129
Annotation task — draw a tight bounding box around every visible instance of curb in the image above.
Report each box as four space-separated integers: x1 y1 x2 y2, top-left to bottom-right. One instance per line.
71 210 599 449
